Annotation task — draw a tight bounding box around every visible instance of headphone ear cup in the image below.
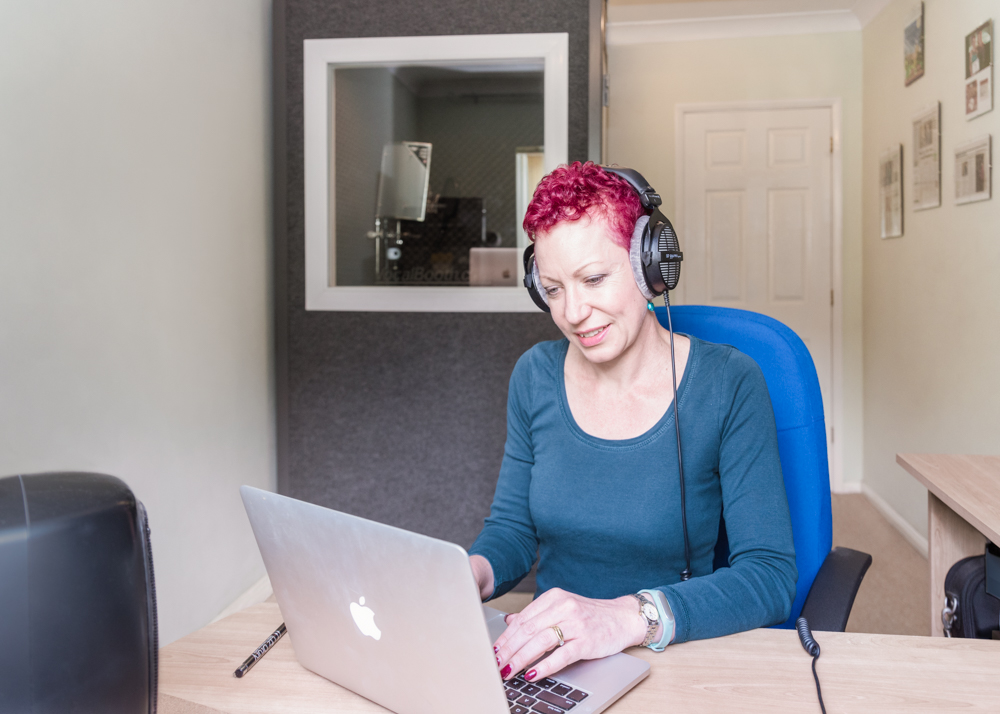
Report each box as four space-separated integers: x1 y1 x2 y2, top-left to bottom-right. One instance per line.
628 216 657 300
655 218 682 292
522 243 550 312
636 213 683 297
532 257 547 308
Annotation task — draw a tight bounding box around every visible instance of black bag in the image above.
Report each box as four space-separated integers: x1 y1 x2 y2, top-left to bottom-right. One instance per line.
942 551 1000 639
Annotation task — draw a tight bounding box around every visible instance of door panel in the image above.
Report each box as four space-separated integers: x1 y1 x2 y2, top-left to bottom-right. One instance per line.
706 191 744 301
768 188 807 301
768 128 810 167
707 131 746 168
681 107 833 448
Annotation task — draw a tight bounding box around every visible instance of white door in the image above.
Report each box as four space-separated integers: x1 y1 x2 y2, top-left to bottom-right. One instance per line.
678 106 833 447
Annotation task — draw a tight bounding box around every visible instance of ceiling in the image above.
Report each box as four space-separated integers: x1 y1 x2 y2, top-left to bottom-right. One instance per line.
605 0 892 41
606 0 883 18
608 0 858 7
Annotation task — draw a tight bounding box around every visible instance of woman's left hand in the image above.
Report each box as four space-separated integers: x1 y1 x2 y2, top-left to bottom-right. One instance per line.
493 588 648 683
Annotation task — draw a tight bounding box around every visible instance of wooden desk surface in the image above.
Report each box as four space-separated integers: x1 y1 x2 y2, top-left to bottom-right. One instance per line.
159 603 1000 714
896 453 1000 544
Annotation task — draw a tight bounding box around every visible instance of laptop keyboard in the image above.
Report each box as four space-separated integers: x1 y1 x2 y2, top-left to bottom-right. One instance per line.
504 673 591 713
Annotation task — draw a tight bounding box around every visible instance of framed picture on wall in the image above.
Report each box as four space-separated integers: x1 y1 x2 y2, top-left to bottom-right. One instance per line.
912 102 941 210
965 20 993 120
880 145 904 238
955 135 992 204
904 3 925 86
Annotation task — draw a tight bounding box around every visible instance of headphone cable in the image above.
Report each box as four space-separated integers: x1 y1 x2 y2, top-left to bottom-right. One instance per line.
663 291 692 582
797 617 827 714
810 657 826 714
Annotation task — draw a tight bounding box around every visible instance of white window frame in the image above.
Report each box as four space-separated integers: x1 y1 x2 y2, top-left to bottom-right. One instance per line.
304 33 569 312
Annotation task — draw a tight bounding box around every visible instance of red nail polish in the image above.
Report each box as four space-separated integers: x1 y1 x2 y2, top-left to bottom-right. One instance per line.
525 669 537 681
496 655 501 665
493 645 498 653
501 665 512 678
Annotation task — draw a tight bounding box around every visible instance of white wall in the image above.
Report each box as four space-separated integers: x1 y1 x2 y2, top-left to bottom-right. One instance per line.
862 0 1000 540
607 31 865 488
0 1 275 644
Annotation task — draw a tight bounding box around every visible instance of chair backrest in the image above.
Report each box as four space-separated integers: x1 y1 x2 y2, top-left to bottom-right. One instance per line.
655 305 832 628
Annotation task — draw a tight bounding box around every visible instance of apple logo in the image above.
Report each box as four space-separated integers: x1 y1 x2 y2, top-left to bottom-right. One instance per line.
350 596 382 640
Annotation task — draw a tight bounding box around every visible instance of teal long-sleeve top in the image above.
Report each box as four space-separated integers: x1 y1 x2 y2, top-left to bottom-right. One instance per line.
468 335 797 644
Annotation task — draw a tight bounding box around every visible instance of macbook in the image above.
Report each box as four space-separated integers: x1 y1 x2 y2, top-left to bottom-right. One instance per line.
240 486 649 714
469 247 519 286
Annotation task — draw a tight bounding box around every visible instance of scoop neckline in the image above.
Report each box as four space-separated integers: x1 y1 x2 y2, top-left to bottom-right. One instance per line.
556 334 699 450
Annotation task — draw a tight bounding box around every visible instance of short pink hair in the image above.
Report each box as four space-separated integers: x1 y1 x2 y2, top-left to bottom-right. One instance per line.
522 161 644 249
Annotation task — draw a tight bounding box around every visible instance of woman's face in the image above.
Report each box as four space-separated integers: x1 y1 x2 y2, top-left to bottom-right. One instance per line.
534 213 649 364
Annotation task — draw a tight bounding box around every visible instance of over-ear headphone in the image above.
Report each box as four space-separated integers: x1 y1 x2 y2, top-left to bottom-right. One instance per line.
521 166 683 312
521 165 694 584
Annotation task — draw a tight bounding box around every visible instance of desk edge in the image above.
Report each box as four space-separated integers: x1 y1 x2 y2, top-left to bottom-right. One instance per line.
896 453 1000 544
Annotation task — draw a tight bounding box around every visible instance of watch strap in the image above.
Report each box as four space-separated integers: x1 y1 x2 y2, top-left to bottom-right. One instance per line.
639 589 675 651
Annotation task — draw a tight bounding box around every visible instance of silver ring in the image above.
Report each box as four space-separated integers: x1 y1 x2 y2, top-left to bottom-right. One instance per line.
551 625 565 647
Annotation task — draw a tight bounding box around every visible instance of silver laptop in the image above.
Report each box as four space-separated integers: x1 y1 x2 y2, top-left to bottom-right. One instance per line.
469 247 519 286
240 486 649 714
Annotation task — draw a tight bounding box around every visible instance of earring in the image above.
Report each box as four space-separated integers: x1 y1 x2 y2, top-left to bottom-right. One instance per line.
647 301 655 311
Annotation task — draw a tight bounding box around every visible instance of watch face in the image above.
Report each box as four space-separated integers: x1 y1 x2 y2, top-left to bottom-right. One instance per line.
642 603 659 621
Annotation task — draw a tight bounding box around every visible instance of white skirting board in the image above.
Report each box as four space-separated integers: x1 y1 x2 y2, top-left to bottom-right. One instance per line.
860 484 929 559
211 574 274 624
835 480 862 495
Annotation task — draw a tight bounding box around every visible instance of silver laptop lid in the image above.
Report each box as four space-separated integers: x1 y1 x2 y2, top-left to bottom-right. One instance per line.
240 486 508 714
469 247 518 286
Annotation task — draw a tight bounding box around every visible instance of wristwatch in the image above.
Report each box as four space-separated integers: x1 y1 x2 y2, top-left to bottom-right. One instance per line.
631 593 660 648
639 589 675 651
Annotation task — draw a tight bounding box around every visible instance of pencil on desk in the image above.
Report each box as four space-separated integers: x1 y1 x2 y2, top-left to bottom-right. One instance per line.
234 623 286 678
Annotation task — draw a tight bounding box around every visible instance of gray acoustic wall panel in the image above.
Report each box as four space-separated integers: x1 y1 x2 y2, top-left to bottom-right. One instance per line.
275 0 596 550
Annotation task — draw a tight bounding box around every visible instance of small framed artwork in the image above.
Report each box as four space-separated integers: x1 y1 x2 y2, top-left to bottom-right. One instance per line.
912 102 941 210
955 135 991 204
965 20 993 120
905 3 925 86
880 146 904 238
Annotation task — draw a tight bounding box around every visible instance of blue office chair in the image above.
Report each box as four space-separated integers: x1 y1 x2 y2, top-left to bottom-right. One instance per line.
658 305 871 631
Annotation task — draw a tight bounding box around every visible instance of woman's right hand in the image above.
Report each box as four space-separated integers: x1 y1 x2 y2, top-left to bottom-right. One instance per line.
469 555 495 601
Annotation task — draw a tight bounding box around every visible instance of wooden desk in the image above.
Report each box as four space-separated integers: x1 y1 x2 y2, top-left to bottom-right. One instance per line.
159 602 1000 713
897 453 1000 636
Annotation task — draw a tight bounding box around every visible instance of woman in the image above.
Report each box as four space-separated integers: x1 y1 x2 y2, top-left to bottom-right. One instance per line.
468 161 796 684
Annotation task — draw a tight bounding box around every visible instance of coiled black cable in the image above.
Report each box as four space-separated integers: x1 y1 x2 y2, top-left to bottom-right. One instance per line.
796 617 826 714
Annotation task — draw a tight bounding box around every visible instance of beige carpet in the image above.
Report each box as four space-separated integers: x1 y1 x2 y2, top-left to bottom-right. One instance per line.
832 493 929 636
493 494 929 637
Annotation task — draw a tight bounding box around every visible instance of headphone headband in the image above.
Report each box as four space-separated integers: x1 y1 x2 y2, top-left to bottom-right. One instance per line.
599 166 663 211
